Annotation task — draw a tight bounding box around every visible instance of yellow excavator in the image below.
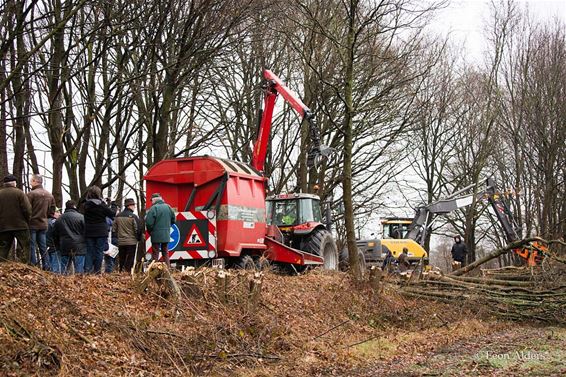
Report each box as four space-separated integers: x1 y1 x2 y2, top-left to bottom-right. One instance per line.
350 178 546 266
347 217 430 268
380 217 428 261
349 178 543 268
350 188 479 267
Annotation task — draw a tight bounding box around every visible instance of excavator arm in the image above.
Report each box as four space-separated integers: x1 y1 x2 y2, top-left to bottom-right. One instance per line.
484 178 545 266
406 181 485 246
406 178 544 266
251 69 326 173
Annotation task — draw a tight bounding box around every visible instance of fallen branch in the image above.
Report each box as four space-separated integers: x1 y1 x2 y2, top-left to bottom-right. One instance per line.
312 319 351 341
442 275 534 287
192 353 281 361
452 237 545 276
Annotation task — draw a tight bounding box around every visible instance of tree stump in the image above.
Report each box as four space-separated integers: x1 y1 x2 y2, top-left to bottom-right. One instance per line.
369 266 382 293
215 269 230 303
136 262 181 302
247 272 263 310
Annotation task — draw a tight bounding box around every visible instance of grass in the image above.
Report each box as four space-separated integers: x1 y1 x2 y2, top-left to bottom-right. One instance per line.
352 337 398 359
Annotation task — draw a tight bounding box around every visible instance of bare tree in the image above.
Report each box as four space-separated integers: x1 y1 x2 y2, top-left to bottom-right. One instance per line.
496 17 566 241
282 0 443 279
404 41 464 252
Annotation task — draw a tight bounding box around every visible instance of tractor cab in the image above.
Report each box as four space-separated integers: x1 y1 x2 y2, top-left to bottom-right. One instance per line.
266 193 323 232
381 217 412 239
266 192 338 269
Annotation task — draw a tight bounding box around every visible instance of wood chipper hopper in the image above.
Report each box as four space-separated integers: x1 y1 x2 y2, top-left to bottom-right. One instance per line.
143 156 325 268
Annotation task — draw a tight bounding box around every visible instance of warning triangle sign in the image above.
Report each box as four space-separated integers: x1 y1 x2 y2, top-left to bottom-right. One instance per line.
183 224 206 248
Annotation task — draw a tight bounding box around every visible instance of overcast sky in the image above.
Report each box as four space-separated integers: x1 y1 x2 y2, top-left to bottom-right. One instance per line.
371 0 566 238
429 0 566 63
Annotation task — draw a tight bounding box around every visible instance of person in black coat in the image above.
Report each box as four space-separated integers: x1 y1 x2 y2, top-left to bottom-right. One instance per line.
82 186 115 274
451 235 468 266
46 208 62 274
381 246 395 272
52 200 86 274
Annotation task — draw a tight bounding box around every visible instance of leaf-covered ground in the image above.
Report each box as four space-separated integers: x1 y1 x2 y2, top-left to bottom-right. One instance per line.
0 263 562 376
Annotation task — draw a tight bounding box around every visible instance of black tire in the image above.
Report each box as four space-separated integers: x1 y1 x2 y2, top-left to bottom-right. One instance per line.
339 248 366 274
234 255 255 270
339 249 349 271
255 256 272 271
304 229 338 270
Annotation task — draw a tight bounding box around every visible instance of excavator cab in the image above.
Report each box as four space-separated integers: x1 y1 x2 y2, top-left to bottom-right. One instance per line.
381 218 412 239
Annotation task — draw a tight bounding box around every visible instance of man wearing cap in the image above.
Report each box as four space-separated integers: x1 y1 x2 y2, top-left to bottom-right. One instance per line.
0 174 32 263
27 174 56 270
113 198 143 273
145 193 175 267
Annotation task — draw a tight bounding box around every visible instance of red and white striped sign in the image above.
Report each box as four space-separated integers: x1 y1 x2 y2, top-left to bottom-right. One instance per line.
145 210 216 261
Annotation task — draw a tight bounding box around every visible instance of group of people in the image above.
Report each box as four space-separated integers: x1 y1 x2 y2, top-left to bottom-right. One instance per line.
0 173 176 275
47 186 145 275
381 235 468 273
381 247 411 272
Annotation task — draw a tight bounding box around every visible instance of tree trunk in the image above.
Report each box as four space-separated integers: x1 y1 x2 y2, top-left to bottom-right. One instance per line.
115 102 125 207
46 0 66 206
343 0 361 281
11 30 28 186
0 60 7 178
298 66 313 193
154 73 176 162
24 103 39 175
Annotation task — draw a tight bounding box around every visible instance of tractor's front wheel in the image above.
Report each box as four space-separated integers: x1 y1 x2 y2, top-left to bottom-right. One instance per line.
234 255 255 270
304 229 339 270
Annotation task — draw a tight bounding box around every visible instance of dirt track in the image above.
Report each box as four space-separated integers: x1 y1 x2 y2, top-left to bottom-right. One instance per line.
350 325 565 377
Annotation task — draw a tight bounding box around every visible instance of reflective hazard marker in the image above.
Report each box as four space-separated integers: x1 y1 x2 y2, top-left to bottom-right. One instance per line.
145 210 217 261
183 224 206 248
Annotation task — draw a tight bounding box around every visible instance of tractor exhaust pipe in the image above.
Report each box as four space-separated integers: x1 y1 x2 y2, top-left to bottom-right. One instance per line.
324 201 333 232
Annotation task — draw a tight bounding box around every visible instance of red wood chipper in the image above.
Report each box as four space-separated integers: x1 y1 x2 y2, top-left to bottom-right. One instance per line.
143 70 338 270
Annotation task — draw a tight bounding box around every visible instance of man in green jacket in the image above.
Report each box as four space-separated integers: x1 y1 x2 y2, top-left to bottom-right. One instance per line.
145 193 175 267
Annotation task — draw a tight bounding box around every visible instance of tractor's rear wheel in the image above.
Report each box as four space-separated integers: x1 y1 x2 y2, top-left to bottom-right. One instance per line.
304 229 338 270
339 248 366 275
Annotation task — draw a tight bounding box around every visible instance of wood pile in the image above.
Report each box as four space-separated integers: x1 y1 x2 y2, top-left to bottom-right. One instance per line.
402 238 566 324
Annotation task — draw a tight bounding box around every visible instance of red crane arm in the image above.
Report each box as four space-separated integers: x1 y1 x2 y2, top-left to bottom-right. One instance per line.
251 69 321 173
263 69 311 118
